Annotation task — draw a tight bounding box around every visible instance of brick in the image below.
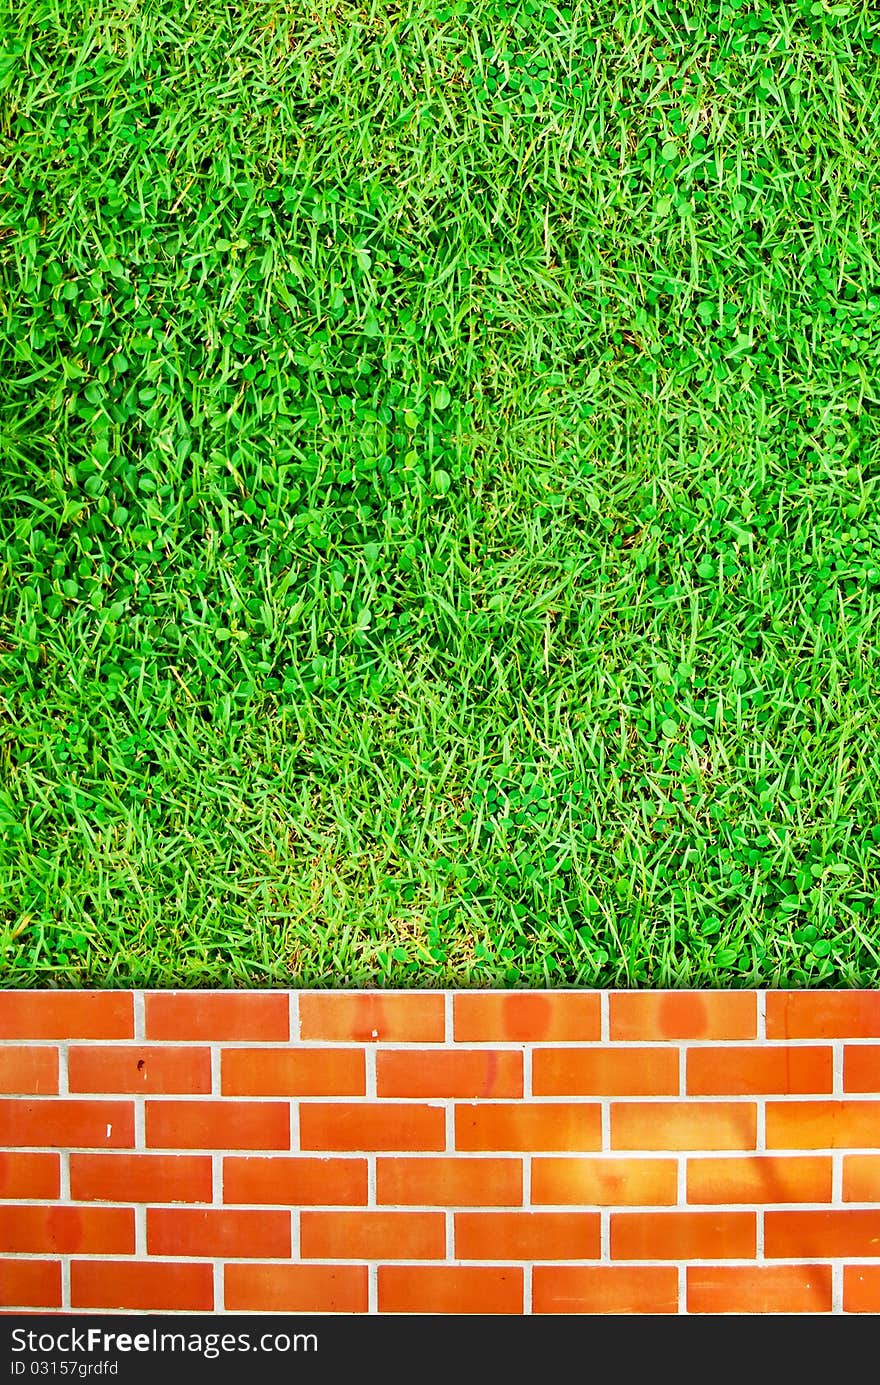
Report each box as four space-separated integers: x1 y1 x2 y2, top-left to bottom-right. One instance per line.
145 992 288 1041
453 993 600 1043
300 1210 445 1260
222 1047 364 1097
225 1264 368 1313
611 1211 755 1260
533 1266 679 1315
0 1259 62 1308
766 1100 880 1150
533 1047 678 1097
145 1099 289 1150
376 1050 522 1099
843 1046 880 1094
378 1266 523 1314
455 1211 600 1261
687 1265 832 1314
609 993 756 1041
0 992 133 1040
687 1156 832 1206
69 1153 213 1204
844 1266 880 1312
70 1260 214 1311
687 1045 833 1096
767 992 880 1040
455 1103 601 1152
224 1156 367 1206
0 1099 133 1148
299 1103 444 1152
147 1208 290 1259
0 1045 58 1094
612 1101 756 1151
0 1205 134 1255
765 1210 880 1258
299 993 444 1043
68 1046 212 1095
843 1155 880 1203
531 1157 677 1207
376 1157 522 1207
0 1152 60 1200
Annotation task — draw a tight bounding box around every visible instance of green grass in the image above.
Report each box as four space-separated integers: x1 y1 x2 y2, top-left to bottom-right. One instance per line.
3 0 880 989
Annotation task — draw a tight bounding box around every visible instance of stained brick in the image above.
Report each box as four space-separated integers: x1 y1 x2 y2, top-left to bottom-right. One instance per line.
147 1208 290 1259
0 1258 62 1308
0 1205 134 1255
222 1047 364 1096
0 1152 60 1200
376 1157 522 1207
0 993 133 1040
687 1046 833 1096
223 1156 367 1206
766 1101 880 1150
145 993 288 1042
455 1211 599 1260
687 1156 832 1206
299 1103 444 1152
0 1099 133 1148
68 1046 212 1095
70 1260 214 1311
69 1153 212 1204
300 1210 445 1260
612 1101 756 1151
146 1099 289 1150
531 1157 677 1206
453 994 600 1043
377 1049 522 1099
533 1266 679 1314
378 1266 523 1314
611 1211 755 1260
533 1047 678 1097
299 994 444 1043
225 1263 368 1313
767 993 880 1040
0 1045 58 1095
455 1102 601 1152
609 993 756 1041
687 1265 832 1314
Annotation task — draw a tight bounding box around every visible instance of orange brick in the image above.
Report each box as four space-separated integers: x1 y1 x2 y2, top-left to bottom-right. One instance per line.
299 993 444 1043
378 1266 523 1314
68 1046 212 1095
0 1046 58 1094
145 1099 289 1150
147 1208 290 1258
533 1266 679 1314
687 1265 832 1314
533 1047 678 1097
0 1259 62 1308
612 1101 756 1151
843 1155 880 1203
224 1156 367 1206
687 1156 832 1205
844 1266 880 1312
70 1260 214 1311
455 1103 601 1152
611 1211 755 1260
299 1103 444 1152
766 1100 880 1150
226 1263 368 1313
453 993 600 1043
144 992 289 1041
0 992 133 1040
843 1046 880 1093
376 1157 522 1207
222 1047 364 1097
765 1209 880 1258
610 993 756 1041
0 1206 133 1255
0 1099 133 1148
767 992 880 1040
531 1157 677 1206
69 1153 212 1204
455 1211 599 1261
376 1050 522 1099
687 1045 833 1096
0 1152 60 1200
300 1210 445 1260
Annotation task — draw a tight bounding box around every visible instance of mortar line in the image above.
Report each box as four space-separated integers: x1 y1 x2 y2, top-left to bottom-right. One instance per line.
289 990 300 1044
444 991 453 1045
133 991 145 1042
600 990 609 1043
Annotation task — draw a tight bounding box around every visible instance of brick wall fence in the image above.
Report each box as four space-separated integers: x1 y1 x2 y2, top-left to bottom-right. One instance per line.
1 989 879 1315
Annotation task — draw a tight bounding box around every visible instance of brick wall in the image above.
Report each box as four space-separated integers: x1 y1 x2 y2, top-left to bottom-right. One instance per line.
2 990 879 1314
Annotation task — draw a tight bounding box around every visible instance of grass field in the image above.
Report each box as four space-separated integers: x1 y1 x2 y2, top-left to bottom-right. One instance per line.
3 0 880 989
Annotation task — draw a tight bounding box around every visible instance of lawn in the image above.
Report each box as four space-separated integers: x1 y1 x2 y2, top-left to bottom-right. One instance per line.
2 0 880 989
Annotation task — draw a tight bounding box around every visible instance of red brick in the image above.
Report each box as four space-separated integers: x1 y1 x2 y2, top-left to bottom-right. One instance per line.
376 1050 522 1099
844 1266 880 1312
145 992 288 1041
533 1266 679 1314
223 1156 367 1206
843 1155 880 1203
0 1206 133 1255
378 1266 523 1314
0 1099 133 1148
376 1157 522 1207
226 1263 368 1313
70 1260 214 1311
0 992 133 1040
453 993 600 1043
146 1099 289 1150
222 1048 364 1097
299 1103 444 1152
455 1103 601 1152
611 1211 755 1260
843 1046 880 1093
300 1211 445 1260
612 1101 756 1151
688 1265 832 1314
0 1046 58 1095
766 1100 880 1150
687 1156 832 1205
765 1210 880 1258
455 1211 599 1260
533 1047 678 1097
0 1259 62 1308
68 1046 212 1095
687 1046 833 1096
531 1157 677 1206
147 1208 290 1258
0 1152 60 1200
610 993 756 1041
69 1153 212 1204
767 992 880 1040
299 993 444 1043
